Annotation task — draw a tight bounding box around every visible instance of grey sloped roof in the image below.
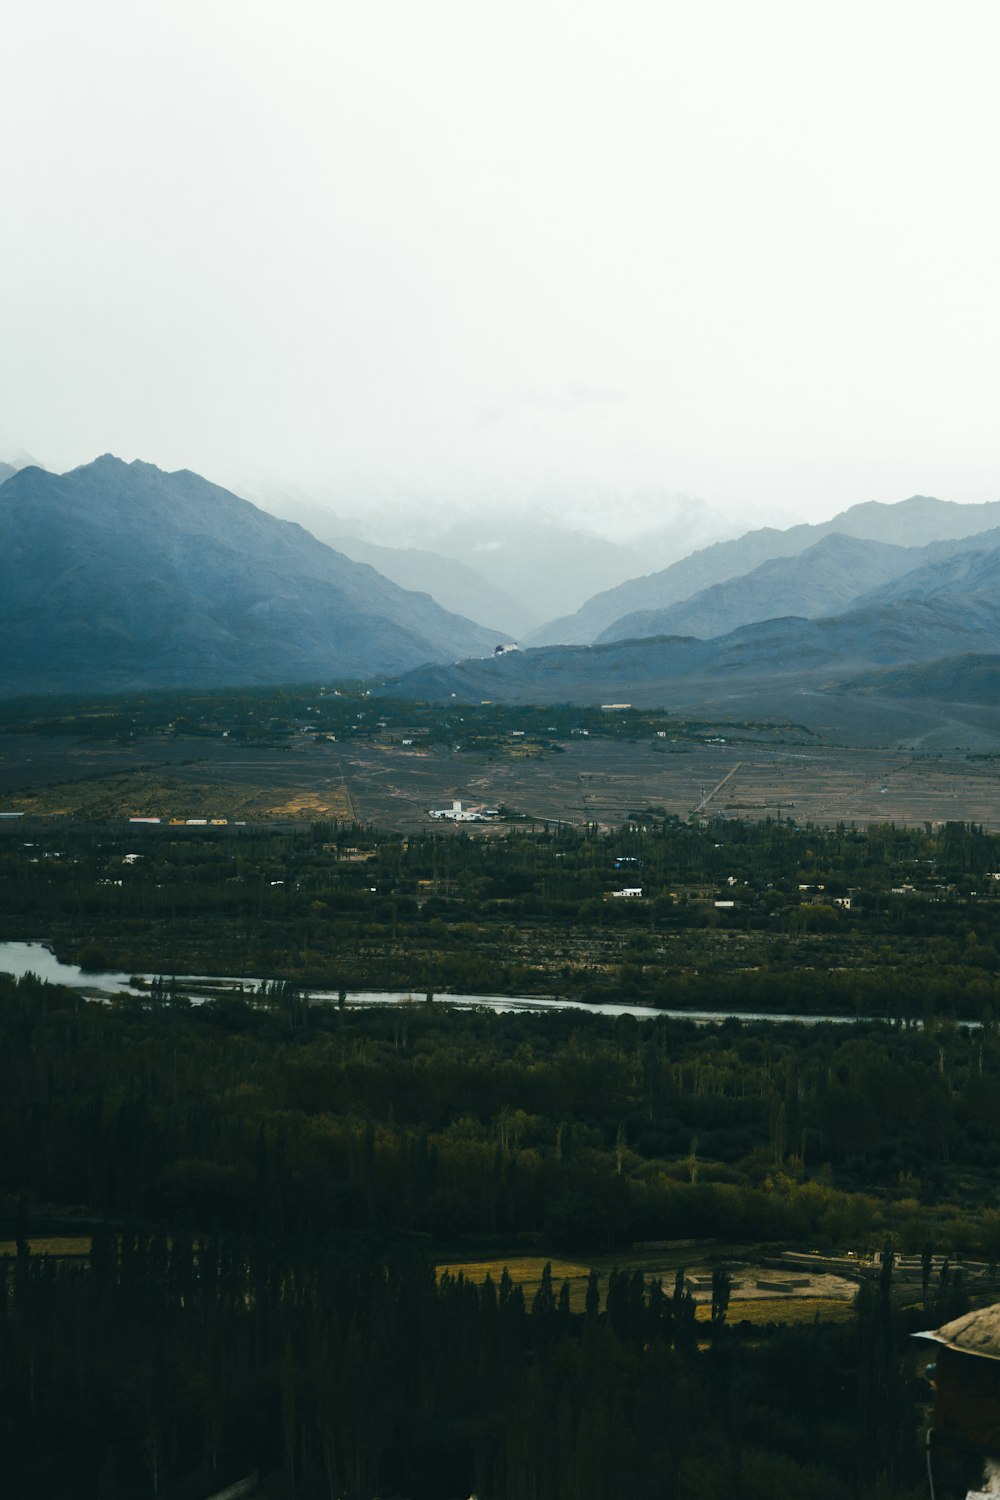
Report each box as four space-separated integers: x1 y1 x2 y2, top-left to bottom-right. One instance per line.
915 1304 1000 1361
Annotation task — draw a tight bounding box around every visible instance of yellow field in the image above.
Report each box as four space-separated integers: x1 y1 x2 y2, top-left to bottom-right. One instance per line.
0 1236 92 1257
437 1256 595 1308
1 1240 858 1328
437 1256 593 1283
260 790 354 819
4 771 353 821
695 1296 854 1325
436 1254 857 1323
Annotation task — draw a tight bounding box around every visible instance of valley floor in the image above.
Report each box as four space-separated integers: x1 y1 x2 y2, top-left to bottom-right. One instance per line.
3 729 1000 831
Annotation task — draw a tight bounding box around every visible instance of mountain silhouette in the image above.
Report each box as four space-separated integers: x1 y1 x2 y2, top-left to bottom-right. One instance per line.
0 456 502 694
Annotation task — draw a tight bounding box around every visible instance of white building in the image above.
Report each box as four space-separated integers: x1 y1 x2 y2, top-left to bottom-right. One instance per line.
428 800 499 823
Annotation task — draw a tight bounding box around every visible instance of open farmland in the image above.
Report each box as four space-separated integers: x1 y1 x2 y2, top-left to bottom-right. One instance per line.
436 1256 594 1310
0 1236 92 1258
692 1297 855 1325
436 1250 859 1319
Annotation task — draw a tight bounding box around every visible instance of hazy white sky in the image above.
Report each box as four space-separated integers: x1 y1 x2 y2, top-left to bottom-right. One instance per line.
4 0 1000 524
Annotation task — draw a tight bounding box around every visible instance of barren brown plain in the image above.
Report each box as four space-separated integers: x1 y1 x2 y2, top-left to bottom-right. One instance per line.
2 732 999 829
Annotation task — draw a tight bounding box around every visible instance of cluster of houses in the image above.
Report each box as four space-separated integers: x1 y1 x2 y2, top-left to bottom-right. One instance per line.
127 816 247 826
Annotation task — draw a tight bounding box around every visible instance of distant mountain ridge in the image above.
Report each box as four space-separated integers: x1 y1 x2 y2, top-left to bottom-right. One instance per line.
594 533 918 643
531 495 1000 645
595 528 1000 644
0 456 503 695
850 540 1000 609
252 496 534 637
379 546 1000 746
333 536 533 638
255 487 746 622
388 589 1000 705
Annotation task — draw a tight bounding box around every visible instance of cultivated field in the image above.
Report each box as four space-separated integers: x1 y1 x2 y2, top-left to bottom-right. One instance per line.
0 1237 92 1257
2 1239 857 1325
436 1256 595 1310
693 1297 855 1325
435 1248 861 1319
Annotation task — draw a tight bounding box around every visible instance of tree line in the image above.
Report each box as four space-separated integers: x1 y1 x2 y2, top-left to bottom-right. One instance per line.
4 1221 935 1500
5 815 1000 1018
3 973 1000 1257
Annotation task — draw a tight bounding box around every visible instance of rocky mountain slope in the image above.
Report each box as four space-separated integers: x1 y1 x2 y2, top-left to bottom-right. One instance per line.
0 456 502 695
531 496 1000 645
255 487 747 623
258 499 533 638
379 556 1000 746
596 529 1000 644
594 534 917 643
387 590 1000 705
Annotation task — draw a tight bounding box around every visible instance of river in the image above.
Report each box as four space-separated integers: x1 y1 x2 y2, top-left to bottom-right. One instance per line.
0 938 932 1027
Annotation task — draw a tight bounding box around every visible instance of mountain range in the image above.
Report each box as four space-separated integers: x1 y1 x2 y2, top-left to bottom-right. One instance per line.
593 528 1000 644
529 495 1000 645
248 496 534 638
6 454 1000 747
384 575 1000 703
252 486 746 623
594 534 915 643
379 540 1000 747
0 457 503 695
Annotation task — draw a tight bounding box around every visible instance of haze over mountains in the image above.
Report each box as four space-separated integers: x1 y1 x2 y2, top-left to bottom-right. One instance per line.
0 457 503 695
385 562 1000 706
344 486 1000 747
595 534 917 644
252 485 749 623
380 530 1000 749
247 496 536 638
6 453 1000 748
530 496 1000 645
594 529 1000 644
